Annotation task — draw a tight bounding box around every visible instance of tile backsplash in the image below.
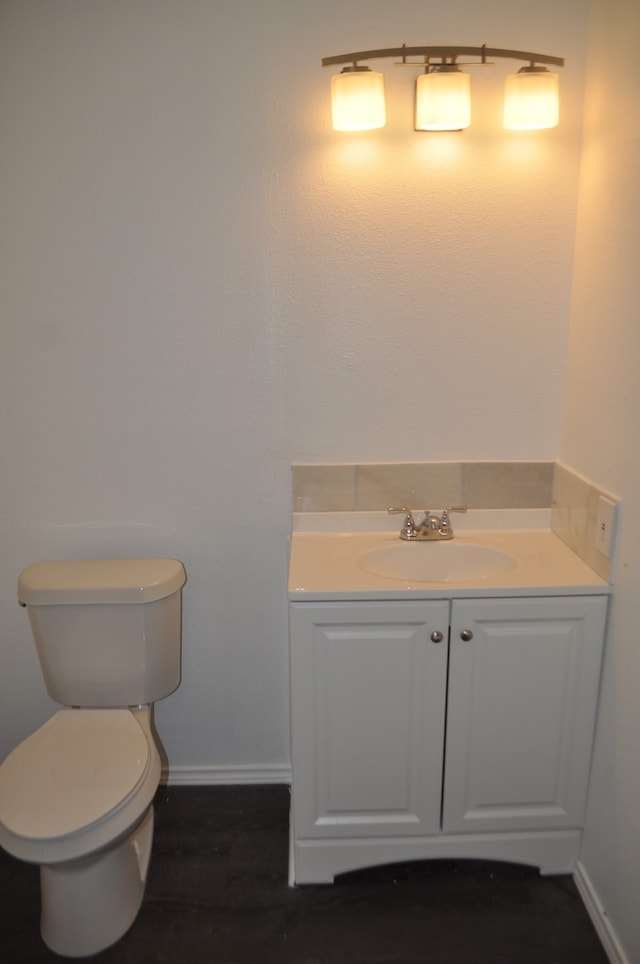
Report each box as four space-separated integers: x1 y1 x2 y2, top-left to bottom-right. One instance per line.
292 460 620 583
292 461 554 513
551 462 620 583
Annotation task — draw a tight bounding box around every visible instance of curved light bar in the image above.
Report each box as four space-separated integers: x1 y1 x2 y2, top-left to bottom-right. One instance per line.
322 45 564 133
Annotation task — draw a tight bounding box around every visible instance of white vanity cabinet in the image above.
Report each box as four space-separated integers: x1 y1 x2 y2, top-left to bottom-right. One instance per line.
289 594 607 884
289 601 450 841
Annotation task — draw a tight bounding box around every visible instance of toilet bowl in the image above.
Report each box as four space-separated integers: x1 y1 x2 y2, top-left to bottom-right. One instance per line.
0 705 162 958
0 557 186 958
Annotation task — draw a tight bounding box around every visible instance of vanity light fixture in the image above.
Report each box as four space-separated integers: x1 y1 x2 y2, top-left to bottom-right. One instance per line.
503 65 560 130
415 63 472 131
331 64 387 131
322 45 564 133
331 66 386 131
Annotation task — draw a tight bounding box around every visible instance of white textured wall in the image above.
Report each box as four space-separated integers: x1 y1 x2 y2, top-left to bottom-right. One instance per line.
0 1 588 773
560 0 640 959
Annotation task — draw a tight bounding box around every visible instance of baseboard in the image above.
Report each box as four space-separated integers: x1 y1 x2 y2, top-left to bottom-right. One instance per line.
574 861 630 964
161 763 292 786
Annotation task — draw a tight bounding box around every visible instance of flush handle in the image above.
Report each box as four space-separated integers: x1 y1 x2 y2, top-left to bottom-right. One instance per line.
460 629 474 641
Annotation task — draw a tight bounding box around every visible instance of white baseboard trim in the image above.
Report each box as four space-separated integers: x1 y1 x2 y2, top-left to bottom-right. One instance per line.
574 861 630 964
161 763 292 786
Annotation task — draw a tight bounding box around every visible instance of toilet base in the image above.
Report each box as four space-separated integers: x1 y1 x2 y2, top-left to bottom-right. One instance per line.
40 805 155 958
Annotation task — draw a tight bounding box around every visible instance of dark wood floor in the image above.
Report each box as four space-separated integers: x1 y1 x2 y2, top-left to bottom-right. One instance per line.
0 785 608 963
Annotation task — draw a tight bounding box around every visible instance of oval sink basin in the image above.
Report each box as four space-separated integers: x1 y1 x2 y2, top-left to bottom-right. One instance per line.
358 542 516 583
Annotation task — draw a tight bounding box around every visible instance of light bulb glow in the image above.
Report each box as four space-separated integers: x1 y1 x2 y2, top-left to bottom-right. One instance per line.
504 69 559 130
415 69 471 131
331 69 386 131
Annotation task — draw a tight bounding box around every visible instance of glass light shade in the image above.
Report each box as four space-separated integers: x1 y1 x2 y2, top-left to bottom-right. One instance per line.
415 69 471 131
331 68 386 131
504 69 559 130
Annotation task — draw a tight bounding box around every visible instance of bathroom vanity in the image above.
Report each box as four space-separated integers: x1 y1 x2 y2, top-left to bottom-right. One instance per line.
288 514 610 884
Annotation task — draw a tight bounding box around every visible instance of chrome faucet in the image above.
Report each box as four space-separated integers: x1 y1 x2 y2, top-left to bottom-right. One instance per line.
388 506 468 541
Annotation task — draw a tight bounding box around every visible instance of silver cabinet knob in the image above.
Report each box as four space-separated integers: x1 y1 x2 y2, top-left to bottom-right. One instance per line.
430 630 444 643
460 629 474 641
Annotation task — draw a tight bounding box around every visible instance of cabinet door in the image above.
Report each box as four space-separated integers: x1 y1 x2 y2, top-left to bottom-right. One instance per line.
443 596 607 834
290 600 449 839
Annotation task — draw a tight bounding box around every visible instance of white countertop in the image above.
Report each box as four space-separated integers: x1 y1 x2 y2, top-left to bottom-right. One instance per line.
288 511 610 601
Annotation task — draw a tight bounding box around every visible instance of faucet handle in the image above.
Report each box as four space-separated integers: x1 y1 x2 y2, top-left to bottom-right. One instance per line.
388 507 418 540
440 505 468 530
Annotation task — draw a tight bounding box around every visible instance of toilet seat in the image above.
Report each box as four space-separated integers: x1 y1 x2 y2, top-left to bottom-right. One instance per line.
0 709 151 842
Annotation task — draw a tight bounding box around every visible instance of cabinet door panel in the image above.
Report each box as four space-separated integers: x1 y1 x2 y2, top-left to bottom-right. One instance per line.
443 596 607 834
290 601 449 839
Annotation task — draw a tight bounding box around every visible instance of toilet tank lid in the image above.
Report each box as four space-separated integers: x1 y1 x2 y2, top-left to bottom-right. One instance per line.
18 559 186 606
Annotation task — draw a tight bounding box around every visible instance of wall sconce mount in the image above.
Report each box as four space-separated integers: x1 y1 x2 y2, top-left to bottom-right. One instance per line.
322 44 564 132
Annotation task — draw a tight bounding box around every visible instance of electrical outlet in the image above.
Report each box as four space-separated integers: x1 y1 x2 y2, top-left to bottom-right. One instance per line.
595 495 617 559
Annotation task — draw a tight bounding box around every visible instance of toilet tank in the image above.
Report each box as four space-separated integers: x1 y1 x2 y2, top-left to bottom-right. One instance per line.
18 559 187 708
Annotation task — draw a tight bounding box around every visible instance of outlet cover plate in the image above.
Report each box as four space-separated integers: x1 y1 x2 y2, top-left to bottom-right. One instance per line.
595 495 617 559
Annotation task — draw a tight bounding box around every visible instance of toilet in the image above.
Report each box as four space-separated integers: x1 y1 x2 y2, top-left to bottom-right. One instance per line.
0 558 186 958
